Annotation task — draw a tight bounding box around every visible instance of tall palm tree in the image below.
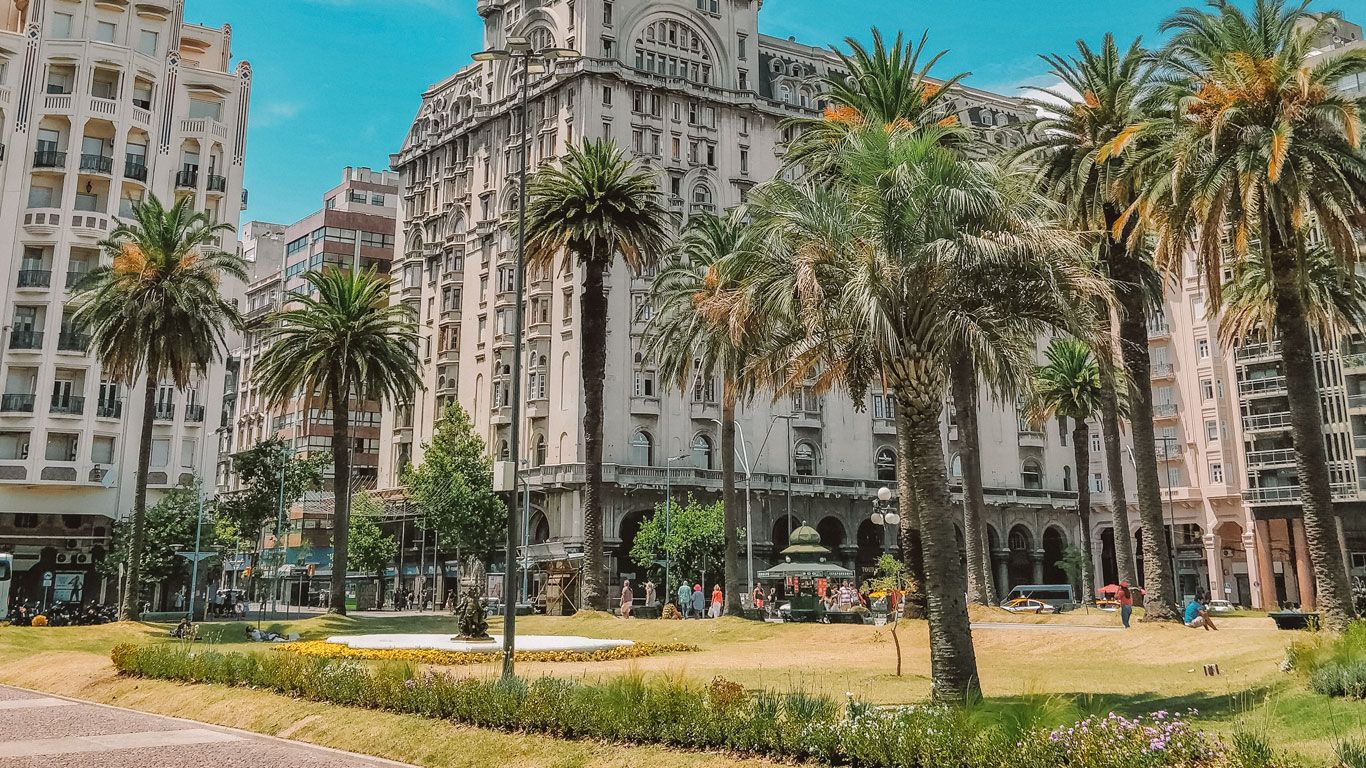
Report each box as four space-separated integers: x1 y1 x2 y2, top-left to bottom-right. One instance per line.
1025 338 1108 601
644 210 760 615
743 124 1103 702
525 139 672 611
1133 0 1366 629
254 268 420 615
71 194 245 621
1014 33 1160 611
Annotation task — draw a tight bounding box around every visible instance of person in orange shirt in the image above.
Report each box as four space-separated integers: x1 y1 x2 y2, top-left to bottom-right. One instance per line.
709 584 723 618
1116 581 1141 628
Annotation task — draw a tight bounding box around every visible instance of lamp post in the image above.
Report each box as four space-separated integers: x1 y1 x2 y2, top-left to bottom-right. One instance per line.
870 486 901 558
472 38 580 682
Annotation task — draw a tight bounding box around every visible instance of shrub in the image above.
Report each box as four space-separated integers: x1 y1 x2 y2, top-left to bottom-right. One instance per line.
1309 659 1366 698
1339 739 1366 768
273 640 697 666
112 643 1231 768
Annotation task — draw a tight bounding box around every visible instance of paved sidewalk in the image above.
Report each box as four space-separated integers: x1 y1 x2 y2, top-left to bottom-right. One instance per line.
0 685 414 767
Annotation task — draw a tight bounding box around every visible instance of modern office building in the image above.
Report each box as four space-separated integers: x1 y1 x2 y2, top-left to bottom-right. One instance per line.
230 166 399 562
0 0 251 604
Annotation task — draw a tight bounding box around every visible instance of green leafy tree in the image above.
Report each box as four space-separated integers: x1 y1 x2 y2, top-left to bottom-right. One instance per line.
348 493 397 610
860 554 917 676
254 268 421 615
1132 0 1366 629
100 481 207 593
403 400 504 560
71 195 246 620
629 496 724 595
525 139 672 611
1055 546 1089 598
213 437 327 544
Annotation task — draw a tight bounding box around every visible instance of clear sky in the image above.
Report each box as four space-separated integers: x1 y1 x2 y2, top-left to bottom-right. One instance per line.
187 0 1330 226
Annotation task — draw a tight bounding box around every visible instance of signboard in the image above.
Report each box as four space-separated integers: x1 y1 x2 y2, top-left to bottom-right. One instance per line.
223 554 250 572
41 571 53 587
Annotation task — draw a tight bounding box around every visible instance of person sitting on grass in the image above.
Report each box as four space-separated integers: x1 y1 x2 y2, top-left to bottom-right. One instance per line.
1184 594 1218 631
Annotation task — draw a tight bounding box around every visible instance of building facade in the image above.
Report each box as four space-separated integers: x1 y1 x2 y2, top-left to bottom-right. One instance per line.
382 0 1092 603
0 0 251 605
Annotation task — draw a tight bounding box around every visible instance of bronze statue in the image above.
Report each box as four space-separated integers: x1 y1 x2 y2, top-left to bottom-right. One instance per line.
454 586 490 640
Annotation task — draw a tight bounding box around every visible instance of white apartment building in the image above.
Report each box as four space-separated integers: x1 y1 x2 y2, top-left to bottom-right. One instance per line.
383 0 1089 603
0 0 251 604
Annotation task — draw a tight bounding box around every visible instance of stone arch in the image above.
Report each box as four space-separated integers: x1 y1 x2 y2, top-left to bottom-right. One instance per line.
528 509 551 545
1007 523 1035 590
815 516 846 556
770 514 798 558
614 508 652 583
1042 525 1069 584
624 9 727 86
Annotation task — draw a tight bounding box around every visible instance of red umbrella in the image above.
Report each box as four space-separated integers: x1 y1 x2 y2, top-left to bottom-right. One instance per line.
1097 584 1122 596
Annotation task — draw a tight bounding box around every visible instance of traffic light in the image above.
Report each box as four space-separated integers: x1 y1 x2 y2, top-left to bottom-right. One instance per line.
243 566 253 579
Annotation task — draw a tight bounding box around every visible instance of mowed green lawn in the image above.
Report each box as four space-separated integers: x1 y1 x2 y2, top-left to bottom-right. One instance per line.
0 607 1359 765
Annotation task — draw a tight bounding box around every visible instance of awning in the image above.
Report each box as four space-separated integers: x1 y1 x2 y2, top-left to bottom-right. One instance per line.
757 561 854 580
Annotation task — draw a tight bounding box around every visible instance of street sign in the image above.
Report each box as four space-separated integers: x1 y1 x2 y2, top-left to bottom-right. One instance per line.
41 571 53 587
223 554 250 572
176 551 217 563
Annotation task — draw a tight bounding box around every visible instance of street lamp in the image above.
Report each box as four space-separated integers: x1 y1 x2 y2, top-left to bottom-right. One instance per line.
473 39 580 683
870 486 900 576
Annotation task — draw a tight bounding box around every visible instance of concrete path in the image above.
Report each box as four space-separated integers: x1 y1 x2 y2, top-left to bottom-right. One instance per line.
0 685 414 767
971 621 1124 632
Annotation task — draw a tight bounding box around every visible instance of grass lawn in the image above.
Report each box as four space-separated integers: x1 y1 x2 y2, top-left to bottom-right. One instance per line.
1 607 1361 766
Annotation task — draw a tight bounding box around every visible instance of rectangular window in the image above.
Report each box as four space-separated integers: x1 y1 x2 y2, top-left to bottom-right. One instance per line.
180 438 197 468
50 12 73 39
1205 419 1219 441
1166 467 1182 487
94 21 116 43
45 432 79 462
737 34 748 60
739 148 749 174
91 436 115 465
1091 472 1104 493
602 1 612 25
138 29 159 56
601 86 612 105
0 432 30 460
1090 433 1101 452
1209 463 1224 483
1197 338 1210 359
1201 379 1214 400
634 369 656 398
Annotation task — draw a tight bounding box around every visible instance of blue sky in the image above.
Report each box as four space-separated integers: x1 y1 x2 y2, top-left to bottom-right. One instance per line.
188 0 1328 225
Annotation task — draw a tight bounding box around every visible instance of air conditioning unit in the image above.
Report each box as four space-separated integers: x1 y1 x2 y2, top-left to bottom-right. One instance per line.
1221 548 1235 558
55 552 73 565
74 552 93 565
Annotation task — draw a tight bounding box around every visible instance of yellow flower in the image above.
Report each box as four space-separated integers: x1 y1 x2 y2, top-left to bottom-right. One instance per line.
274 640 698 666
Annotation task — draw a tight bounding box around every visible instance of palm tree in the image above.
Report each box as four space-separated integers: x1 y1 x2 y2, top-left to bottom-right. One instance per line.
1133 0 1366 629
254 268 420 615
1014 33 1161 611
743 124 1103 702
71 194 245 621
1025 339 1108 601
644 210 760 615
525 139 672 611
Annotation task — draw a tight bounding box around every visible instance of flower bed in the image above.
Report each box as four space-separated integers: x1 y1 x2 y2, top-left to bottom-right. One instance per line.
274 640 698 666
111 642 1244 768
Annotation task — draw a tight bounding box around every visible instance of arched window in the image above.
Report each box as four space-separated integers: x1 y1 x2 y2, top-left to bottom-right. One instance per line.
534 433 547 467
779 84 792 104
949 453 962 478
692 182 712 205
497 439 510 461
875 447 896 482
1021 459 1043 490
526 26 555 52
794 441 818 476
693 434 713 469
632 18 714 84
1062 465 1073 491
632 429 654 466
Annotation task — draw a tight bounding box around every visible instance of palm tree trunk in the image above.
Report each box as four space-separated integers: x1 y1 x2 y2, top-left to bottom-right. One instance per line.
721 390 741 615
894 405 925 619
1112 253 1179 621
900 386 980 704
579 262 608 612
329 381 351 615
1099 358 1138 586
1072 419 1095 602
950 358 992 605
1269 231 1354 629
119 349 161 621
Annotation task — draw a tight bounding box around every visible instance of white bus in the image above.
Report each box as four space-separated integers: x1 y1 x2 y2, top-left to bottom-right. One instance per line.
0 553 12 615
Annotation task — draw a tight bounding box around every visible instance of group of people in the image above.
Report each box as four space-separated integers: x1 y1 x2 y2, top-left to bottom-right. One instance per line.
616 579 727 619
820 581 865 612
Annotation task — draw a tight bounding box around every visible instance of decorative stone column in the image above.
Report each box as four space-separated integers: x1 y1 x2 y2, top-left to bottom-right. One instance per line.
1242 529 1262 609
1031 550 1045 584
1291 518 1315 610
993 550 1009 598
1254 520 1277 609
1203 532 1222 600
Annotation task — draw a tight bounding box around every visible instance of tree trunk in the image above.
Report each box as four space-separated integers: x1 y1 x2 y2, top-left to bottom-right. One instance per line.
329 380 351 615
900 387 980 704
894 405 926 619
1099 357 1138 586
119 349 161 622
721 390 742 614
1112 254 1179 621
579 262 608 611
1072 419 1095 602
950 358 993 605
1269 232 1355 629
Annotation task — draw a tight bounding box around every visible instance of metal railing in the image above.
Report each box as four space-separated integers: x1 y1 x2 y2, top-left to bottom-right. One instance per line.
1239 376 1286 396
153 402 176 420
1151 403 1178 418
32 150 66 168
96 401 122 419
185 403 206 422
16 269 51 288
0 394 34 412
174 169 198 188
78 154 113 174
65 270 89 289
49 395 85 415
206 174 227 192
124 159 148 182
1246 447 1297 466
1236 341 1282 361
8 330 43 350
1243 411 1292 431
56 330 89 351
1150 362 1175 378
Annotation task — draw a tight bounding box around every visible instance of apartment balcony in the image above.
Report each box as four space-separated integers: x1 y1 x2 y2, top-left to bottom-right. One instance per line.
630 396 660 416
57 330 89 352
1150 362 1175 379
65 270 89 289
1151 403 1179 419
95 401 122 419
1236 341 1282 362
185 403 206 423
1239 376 1287 398
1242 482 1356 504
1147 323 1171 340
1017 428 1046 448
50 395 85 416
0 394 34 413
1156 442 1185 460
33 150 66 169
8 330 43 351
1246 447 1297 467
16 270 51 289
153 402 176 421
1243 411 1292 432
174 169 198 188
88 96 118 117
124 159 148 182
206 174 227 193
179 117 231 141
78 154 113 175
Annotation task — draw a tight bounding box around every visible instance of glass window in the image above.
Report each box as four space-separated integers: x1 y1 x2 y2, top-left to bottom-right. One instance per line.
693 434 713 470
875 447 896 481
1021 460 1043 489
794 442 818 476
138 29 159 56
631 430 654 466
45 432 78 462
94 21 116 43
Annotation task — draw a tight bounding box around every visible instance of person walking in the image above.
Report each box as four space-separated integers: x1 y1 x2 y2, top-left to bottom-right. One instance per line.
709 584 723 618
677 582 692 618
619 580 634 618
1116 581 1134 629
690 584 704 619
643 580 656 608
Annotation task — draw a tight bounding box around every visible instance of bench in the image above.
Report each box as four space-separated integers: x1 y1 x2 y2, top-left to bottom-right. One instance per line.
1269 611 1321 630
